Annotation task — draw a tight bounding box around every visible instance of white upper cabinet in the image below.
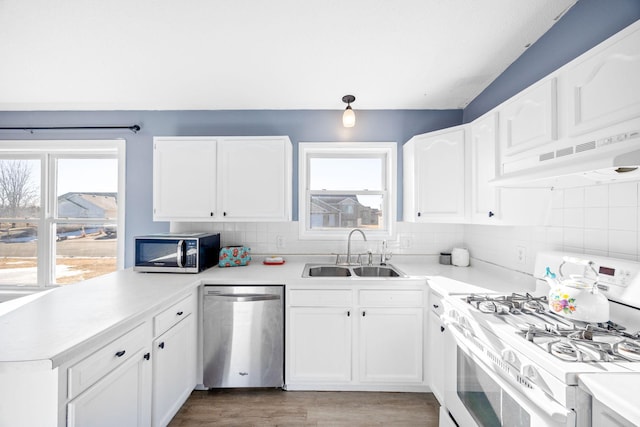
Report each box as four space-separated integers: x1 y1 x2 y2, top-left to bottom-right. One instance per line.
218 137 292 221
562 21 640 136
499 78 557 161
470 113 500 223
404 127 466 222
153 137 218 221
153 136 292 221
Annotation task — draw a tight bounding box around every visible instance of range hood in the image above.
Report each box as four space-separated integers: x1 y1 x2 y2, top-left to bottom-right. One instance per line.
490 132 640 189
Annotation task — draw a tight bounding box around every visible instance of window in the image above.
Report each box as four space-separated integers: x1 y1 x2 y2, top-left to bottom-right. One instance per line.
0 140 125 287
299 142 396 239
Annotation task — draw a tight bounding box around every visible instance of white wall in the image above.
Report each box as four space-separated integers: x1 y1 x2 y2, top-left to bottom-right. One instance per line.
465 181 640 273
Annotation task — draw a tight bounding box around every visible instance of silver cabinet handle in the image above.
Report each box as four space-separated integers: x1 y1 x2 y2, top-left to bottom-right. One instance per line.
205 293 281 302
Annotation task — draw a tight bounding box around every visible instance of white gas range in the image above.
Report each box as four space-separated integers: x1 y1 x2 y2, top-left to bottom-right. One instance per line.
440 251 640 427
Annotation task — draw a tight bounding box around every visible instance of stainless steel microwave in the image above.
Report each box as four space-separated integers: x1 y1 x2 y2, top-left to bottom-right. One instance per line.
134 232 220 273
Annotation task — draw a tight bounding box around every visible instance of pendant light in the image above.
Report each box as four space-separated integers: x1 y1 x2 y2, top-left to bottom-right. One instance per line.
342 95 356 127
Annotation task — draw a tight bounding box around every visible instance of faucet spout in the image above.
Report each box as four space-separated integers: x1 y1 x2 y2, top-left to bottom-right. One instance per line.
346 228 367 266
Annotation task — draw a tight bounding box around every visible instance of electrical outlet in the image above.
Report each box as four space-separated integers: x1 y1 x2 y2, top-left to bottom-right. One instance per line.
276 235 286 249
516 246 526 264
400 237 412 249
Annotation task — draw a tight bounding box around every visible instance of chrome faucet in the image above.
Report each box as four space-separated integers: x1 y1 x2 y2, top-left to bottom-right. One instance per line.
346 228 367 265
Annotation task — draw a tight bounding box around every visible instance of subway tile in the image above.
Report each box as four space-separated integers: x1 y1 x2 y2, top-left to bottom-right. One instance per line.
584 207 608 229
550 189 564 209
608 230 637 255
564 187 584 208
584 229 608 252
584 185 609 207
609 182 638 207
562 208 584 228
563 228 584 250
608 206 638 231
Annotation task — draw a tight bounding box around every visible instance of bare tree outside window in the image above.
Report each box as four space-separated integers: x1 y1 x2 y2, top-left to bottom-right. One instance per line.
0 160 39 219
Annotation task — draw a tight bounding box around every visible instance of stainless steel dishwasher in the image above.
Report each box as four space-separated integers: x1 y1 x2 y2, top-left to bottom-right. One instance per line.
203 285 284 388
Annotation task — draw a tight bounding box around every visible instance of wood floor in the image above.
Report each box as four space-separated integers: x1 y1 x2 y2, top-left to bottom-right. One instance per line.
169 389 440 427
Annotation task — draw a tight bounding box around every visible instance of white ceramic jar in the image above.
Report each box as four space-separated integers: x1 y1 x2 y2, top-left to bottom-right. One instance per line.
451 248 470 267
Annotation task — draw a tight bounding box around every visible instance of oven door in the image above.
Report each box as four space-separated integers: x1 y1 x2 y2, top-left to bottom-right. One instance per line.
444 322 576 427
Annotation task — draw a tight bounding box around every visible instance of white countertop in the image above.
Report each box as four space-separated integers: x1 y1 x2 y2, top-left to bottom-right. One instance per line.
0 255 535 370
578 373 640 425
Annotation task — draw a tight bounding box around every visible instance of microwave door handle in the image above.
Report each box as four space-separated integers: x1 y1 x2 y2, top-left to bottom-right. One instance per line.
177 240 185 268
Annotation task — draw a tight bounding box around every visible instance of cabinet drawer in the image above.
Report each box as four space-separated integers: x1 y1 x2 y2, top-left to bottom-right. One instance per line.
358 290 423 307
429 291 444 316
154 292 196 337
289 289 352 307
68 322 147 399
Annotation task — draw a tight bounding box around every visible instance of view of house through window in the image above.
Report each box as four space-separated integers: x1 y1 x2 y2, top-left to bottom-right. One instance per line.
300 143 396 238
0 143 123 286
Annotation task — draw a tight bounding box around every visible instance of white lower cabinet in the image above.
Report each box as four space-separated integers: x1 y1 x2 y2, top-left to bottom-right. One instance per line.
359 307 423 383
288 307 352 382
67 348 152 427
152 313 197 427
286 285 426 391
427 290 445 404
64 291 197 427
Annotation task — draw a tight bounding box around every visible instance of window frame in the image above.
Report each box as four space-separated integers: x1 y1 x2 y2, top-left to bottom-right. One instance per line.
298 142 397 240
0 140 126 288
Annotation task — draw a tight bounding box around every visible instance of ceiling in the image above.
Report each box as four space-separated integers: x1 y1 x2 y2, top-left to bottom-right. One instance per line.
0 0 577 111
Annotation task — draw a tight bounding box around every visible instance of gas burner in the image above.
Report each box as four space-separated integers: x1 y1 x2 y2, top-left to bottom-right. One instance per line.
517 322 640 362
466 293 549 314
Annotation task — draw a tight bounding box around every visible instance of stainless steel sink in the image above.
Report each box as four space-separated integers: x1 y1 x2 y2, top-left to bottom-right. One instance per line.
352 265 402 277
302 263 406 278
305 265 352 277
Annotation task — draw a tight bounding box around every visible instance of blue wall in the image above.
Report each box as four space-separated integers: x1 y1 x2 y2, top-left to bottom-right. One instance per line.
463 0 640 122
0 109 461 265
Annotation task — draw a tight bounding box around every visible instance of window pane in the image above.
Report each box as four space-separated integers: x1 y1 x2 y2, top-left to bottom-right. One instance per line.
57 159 118 219
55 223 117 285
0 222 38 285
309 158 382 190
309 194 383 229
0 159 41 218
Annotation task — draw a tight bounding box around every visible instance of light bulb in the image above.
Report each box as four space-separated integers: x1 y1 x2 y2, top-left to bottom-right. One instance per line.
343 107 355 127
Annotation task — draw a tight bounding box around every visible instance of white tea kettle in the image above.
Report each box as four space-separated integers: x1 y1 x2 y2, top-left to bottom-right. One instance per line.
546 256 609 323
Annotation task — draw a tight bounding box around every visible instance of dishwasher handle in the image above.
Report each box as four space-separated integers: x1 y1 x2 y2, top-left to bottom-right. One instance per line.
205 292 281 302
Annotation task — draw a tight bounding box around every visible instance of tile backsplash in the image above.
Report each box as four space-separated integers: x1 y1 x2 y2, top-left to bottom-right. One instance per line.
171 221 465 259
173 181 640 272
465 181 640 273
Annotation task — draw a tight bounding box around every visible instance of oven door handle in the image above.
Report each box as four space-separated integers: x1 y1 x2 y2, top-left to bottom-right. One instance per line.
447 322 574 425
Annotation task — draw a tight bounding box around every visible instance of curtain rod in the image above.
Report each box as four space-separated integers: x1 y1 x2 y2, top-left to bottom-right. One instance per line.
0 125 141 134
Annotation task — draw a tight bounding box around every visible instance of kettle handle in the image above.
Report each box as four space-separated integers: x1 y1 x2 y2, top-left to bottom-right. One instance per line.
559 256 599 287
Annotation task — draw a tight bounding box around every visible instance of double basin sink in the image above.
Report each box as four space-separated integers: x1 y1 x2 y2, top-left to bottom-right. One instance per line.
302 263 407 278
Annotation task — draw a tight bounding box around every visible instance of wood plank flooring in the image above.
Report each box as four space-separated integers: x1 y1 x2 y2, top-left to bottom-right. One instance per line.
169 389 440 427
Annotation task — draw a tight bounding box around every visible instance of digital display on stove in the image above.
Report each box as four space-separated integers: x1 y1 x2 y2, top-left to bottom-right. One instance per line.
599 266 615 276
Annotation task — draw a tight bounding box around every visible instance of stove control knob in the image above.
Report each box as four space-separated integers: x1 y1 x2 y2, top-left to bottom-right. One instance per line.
521 364 538 382
501 349 517 365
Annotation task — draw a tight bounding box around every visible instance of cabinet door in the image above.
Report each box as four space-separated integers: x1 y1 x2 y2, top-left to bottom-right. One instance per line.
563 23 640 136
359 308 423 383
218 137 292 221
288 307 352 383
411 129 466 222
67 349 152 427
428 310 445 404
152 314 196 427
500 78 557 158
153 138 217 220
471 113 500 223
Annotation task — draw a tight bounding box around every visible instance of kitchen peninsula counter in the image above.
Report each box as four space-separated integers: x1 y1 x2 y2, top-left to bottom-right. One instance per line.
0 255 535 370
